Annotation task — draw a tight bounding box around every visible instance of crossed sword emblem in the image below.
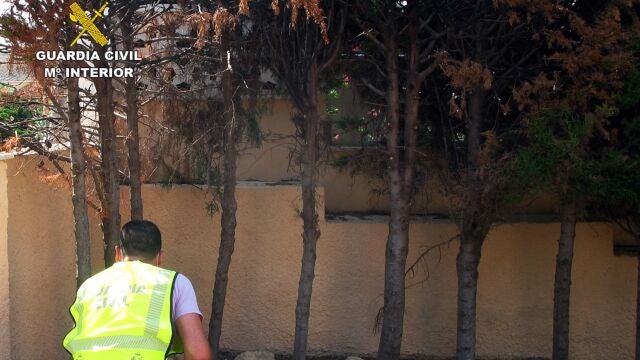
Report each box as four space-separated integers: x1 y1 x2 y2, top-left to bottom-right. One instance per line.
69 1 109 47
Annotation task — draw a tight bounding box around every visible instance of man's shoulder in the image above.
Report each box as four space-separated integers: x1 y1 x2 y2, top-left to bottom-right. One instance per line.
174 273 193 288
79 262 180 290
171 272 202 320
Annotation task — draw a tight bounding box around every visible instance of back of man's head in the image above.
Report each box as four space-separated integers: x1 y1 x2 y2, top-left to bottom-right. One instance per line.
120 220 162 261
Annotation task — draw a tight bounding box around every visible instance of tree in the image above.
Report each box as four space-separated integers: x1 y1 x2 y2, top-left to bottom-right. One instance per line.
125 3 266 356
422 2 547 358
0 0 94 285
93 49 121 267
186 5 258 356
0 0 185 273
67 75 93 287
117 1 144 220
614 49 640 360
508 3 635 358
585 36 640 360
345 2 441 359
159 2 335 357
254 1 344 358
512 109 594 359
209 45 240 358
109 0 205 225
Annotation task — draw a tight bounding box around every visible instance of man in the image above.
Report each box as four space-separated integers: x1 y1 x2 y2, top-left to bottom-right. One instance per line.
63 220 212 360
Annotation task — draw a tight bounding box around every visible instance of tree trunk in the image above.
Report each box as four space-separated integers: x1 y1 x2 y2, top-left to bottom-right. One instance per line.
377 36 410 360
456 233 483 360
96 74 120 267
208 61 238 358
552 200 577 360
376 15 427 359
378 183 410 360
67 76 92 288
636 244 640 360
293 62 321 360
122 19 143 220
456 87 486 360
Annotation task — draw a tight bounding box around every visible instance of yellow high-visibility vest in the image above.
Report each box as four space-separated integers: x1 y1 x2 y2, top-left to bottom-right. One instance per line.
63 261 183 359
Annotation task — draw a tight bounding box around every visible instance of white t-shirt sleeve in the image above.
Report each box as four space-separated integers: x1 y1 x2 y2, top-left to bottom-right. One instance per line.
171 273 203 322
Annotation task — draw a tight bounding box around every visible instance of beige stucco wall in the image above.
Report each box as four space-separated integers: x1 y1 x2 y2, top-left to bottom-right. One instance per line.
137 98 451 214
0 160 11 360
3 156 79 359
0 155 636 359
137 97 556 216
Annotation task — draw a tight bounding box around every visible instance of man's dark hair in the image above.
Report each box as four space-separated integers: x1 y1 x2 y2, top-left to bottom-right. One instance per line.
120 220 162 260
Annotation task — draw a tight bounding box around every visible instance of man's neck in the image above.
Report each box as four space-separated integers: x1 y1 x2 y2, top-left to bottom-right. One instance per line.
121 256 159 266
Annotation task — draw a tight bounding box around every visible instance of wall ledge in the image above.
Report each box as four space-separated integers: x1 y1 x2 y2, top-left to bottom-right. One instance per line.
325 212 452 224
0 142 69 161
325 212 607 225
139 180 316 188
0 152 16 161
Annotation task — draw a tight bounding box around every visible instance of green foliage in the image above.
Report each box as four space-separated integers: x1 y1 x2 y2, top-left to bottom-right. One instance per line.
327 106 339 116
0 104 37 140
323 77 371 147
586 147 640 214
598 39 640 215
320 72 348 96
586 44 640 218
0 105 31 121
509 108 594 202
245 114 263 148
158 170 187 189
0 15 18 39
331 154 351 169
511 36 640 213
327 88 339 99
243 97 267 148
330 113 385 147
205 199 220 217
190 154 223 186
618 41 640 111
619 69 640 110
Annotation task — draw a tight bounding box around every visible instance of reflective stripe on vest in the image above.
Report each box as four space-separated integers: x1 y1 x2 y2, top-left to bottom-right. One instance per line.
63 261 180 359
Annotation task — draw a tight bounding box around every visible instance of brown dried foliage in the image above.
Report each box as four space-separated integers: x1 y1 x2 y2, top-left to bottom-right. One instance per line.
241 0 328 43
1 1 72 88
478 130 501 167
493 0 569 22
0 136 23 151
288 0 329 43
271 0 280 14
239 0 251 16
84 146 101 163
37 166 70 191
187 7 237 48
513 2 633 120
513 73 559 113
182 0 329 53
212 8 237 42
441 56 493 119
442 59 493 92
